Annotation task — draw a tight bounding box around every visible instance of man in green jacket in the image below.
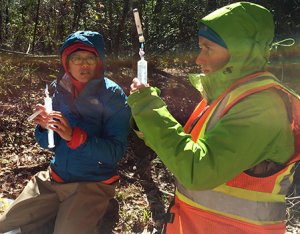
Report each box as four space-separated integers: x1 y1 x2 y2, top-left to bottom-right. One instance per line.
128 2 299 233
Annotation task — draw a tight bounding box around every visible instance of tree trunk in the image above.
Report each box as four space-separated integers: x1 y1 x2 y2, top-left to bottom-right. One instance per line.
4 3 9 40
152 0 162 39
0 2 3 42
32 0 41 54
114 0 130 57
72 0 85 31
57 1 67 42
108 0 113 55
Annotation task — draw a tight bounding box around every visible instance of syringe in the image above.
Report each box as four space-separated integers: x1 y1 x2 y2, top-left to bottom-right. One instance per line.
133 8 147 84
27 109 43 122
44 85 55 148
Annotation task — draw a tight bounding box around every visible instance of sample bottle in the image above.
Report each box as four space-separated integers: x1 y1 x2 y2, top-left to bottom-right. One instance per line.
137 49 147 84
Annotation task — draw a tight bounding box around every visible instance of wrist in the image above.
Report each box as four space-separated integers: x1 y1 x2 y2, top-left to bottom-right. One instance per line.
37 125 47 132
66 128 73 142
67 127 87 149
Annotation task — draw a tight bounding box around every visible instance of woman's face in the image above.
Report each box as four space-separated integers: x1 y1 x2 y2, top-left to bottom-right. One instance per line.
196 36 230 75
68 51 99 83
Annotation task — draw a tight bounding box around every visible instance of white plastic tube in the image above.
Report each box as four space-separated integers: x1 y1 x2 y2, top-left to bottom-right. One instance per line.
44 85 55 148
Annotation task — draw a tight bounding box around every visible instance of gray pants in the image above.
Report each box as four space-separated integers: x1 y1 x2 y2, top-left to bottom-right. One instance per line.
0 170 116 234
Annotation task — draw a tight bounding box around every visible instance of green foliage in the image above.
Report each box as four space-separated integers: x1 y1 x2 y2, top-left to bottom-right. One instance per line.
0 0 299 58
142 0 205 55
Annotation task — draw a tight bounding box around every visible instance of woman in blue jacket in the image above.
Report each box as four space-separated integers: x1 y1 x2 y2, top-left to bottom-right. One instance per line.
0 31 131 234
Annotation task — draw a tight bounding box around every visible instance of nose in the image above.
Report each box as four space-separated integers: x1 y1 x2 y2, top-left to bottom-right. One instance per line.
80 59 91 67
196 51 205 66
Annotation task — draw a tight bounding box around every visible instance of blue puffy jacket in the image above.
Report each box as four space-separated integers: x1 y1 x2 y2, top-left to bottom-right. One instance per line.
35 31 131 182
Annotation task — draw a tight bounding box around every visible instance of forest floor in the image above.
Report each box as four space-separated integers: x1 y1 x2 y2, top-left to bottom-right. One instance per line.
0 53 300 233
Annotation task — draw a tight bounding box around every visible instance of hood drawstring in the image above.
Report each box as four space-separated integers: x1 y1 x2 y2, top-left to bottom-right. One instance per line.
271 38 295 50
270 38 295 81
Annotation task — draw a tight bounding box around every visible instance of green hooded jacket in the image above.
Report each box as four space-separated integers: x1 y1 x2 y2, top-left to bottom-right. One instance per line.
128 2 294 190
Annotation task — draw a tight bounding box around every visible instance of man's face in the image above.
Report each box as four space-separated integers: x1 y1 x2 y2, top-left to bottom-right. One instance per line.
196 36 230 75
68 51 99 83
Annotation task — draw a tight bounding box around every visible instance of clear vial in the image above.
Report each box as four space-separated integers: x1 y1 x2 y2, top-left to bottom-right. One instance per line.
137 56 147 85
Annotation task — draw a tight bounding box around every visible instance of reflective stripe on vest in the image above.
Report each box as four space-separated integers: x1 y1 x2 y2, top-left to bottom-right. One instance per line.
176 184 286 222
177 71 300 225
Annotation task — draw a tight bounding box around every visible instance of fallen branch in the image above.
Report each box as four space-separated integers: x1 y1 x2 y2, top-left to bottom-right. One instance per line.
0 48 59 59
12 163 49 174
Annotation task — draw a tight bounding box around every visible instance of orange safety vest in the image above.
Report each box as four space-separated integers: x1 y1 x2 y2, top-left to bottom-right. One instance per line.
165 72 300 234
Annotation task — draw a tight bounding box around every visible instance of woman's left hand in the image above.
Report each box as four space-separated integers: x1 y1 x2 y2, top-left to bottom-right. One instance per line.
48 111 73 141
130 78 149 94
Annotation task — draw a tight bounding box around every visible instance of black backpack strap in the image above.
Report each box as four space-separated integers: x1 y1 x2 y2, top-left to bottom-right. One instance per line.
161 195 175 234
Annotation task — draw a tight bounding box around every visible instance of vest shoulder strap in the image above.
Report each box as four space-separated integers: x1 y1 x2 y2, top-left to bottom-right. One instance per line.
217 73 300 164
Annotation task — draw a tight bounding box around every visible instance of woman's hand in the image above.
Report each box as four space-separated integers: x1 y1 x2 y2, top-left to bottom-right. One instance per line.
130 78 149 94
33 104 48 129
47 111 73 141
33 104 73 141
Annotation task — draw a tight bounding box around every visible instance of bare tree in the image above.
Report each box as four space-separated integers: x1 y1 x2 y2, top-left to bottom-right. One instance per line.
72 0 86 31
32 0 41 54
114 0 130 57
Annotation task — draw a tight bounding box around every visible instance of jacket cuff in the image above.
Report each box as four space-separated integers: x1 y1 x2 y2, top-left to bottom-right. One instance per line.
37 125 47 132
67 126 87 149
130 117 144 139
